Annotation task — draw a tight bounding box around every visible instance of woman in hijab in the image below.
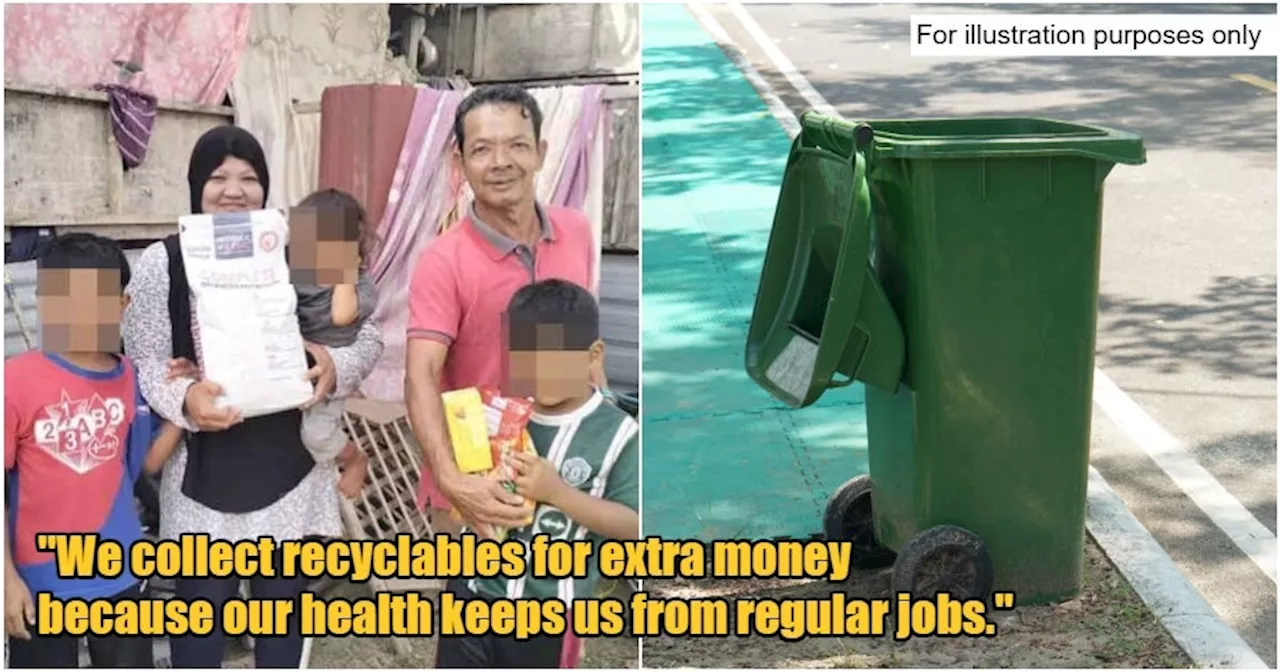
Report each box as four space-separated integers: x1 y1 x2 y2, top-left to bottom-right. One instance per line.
122 126 383 668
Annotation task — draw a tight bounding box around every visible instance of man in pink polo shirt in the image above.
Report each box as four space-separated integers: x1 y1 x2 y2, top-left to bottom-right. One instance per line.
405 84 601 535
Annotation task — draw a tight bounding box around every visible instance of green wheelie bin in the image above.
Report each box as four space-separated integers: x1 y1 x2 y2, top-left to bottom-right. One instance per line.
744 111 1145 606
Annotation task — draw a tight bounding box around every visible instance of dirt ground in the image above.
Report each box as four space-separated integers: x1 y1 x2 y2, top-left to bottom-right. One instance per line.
641 535 1193 669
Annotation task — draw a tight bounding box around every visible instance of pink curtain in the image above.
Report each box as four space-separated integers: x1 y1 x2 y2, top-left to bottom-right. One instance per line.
551 85 606 211
361 87 467 401
5 4 250 106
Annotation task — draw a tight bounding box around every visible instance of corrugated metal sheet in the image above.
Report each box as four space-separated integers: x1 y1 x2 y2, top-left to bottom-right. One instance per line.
4 260 40 357
602 91 639 252
4 248 146 357
598 251 638 396
317 84 419 233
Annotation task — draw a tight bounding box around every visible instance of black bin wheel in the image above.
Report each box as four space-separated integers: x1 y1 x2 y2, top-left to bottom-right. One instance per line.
890 525 993 601
823 475 896 570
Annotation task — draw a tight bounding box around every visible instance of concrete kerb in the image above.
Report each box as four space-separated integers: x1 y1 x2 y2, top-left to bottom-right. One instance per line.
683 3 1268 668
1087 467 1268 668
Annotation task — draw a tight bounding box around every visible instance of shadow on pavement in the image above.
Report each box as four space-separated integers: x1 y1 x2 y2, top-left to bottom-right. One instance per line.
642 43 793 199
1097 275 1277 381
1191 430 1278 532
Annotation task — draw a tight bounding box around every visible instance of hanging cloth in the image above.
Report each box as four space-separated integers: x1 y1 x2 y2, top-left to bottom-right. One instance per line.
94 83 159 169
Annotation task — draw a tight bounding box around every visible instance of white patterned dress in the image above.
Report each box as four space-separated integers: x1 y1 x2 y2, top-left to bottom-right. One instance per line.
122 241 383 543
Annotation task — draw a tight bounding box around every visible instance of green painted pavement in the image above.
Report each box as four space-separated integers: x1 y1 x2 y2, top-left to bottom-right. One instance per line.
641 4 869 541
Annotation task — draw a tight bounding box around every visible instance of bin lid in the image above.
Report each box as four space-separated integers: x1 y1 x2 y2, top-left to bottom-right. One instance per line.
745 130 905 408
800 111 1146 166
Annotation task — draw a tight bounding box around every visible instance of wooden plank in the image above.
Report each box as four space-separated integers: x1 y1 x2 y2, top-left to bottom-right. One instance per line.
5 223 176 243
604 83 638 101
5 214 178 242
345 398 409 425
4 82 234 118
7 213 176 228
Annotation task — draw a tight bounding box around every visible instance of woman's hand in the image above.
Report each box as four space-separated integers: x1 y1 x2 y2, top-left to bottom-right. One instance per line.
183 380 243 431
301 341 336 410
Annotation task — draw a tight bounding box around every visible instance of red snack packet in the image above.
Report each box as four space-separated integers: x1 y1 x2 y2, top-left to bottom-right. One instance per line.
492 401 534 477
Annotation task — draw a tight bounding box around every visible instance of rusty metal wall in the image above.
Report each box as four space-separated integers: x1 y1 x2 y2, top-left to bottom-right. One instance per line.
316 84 418 234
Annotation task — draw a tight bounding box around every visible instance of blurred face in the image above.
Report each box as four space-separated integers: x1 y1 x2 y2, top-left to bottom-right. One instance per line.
455 103 547 210
202 156 265 214
37 268 127 353
288 205 361 286
506 321 604 408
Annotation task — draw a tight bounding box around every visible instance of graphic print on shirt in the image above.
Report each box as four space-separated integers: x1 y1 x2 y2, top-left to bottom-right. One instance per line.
31 389 127 474
533 507 573 540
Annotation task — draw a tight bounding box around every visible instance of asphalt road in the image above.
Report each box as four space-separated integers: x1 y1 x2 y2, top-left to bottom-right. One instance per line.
704 2 1278 664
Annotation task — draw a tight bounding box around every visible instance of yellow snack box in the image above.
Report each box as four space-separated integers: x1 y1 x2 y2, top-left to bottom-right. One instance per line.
442 388 494 473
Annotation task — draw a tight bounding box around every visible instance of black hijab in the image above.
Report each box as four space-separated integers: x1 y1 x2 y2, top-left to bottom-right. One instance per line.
186 125 271 214
165 125 314 514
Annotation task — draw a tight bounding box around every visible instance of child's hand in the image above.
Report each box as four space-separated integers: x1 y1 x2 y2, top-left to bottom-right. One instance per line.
510 452 567 505
5 573 34 639
337 448 368 500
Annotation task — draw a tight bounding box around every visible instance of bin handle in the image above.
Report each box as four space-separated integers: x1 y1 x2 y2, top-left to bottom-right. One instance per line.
813 133 874 394
800 110 876 175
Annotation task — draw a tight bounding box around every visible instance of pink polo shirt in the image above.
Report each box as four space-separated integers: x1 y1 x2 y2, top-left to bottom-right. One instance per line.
407 203 597 395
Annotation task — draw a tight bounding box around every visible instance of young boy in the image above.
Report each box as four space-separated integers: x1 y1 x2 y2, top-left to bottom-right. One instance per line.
289 188 378 498
435 279 639 669
4 233 155 668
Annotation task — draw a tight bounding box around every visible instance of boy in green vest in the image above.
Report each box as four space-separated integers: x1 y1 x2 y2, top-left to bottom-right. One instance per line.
436 279 639 668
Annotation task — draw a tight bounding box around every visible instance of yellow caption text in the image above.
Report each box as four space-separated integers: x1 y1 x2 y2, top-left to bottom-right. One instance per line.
32 534 1016 640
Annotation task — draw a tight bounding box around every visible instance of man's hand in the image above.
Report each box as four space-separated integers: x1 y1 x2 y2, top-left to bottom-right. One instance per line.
440 472 532 535
165 357 201 382
302 341 336 410
183 380 242 431
5 573 35 639
510 452 569 505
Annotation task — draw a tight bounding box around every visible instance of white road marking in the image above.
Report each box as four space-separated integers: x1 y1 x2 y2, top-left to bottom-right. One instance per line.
686 3 800 138
1093 369 1277 583
726 2 841 117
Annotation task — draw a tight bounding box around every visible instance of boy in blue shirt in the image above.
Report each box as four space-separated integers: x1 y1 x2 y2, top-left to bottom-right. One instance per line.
5 234 156 667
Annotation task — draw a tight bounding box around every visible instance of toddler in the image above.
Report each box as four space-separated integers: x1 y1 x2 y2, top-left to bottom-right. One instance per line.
290 188 380 498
